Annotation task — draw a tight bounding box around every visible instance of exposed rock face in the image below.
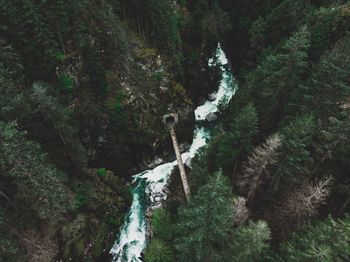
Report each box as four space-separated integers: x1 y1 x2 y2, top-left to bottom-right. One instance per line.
205 112 218 122
145 179 173 242
148 183 171 209
116 40 195 174
70 33 196 179
146 158 164 169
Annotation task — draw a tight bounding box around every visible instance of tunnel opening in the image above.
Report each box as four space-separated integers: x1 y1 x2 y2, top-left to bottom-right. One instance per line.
165 116 175 127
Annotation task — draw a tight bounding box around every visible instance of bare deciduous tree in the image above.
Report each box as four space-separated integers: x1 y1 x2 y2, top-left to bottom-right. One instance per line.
238 134 281 203
233 197 250 226
21 230 58 262
267 176 332 239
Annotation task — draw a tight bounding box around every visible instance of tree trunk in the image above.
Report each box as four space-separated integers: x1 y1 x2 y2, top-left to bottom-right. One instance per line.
170 127 191 202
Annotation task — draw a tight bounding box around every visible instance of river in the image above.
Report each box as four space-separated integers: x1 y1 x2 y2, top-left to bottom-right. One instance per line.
110 44 236 262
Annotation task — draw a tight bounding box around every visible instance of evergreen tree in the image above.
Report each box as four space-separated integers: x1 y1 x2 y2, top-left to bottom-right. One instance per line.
207 104 258 175
145 238 174 262
151 209 173 242
0 208 21 261
271 115 315 190
174 172 235 262
299 34 350 120
249 16 267 49
279 215 350 261
0 122 73 220
228 220 271 262
27 82 88 168
147 0 180 55
249 25 310 131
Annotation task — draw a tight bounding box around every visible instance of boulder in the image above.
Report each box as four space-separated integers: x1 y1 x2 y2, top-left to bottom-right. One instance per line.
162 187 170 194
150 183 163 193
151 203 162 209
205 112 218 122
154 196 161 202
145 208 153 218
208 92 217 101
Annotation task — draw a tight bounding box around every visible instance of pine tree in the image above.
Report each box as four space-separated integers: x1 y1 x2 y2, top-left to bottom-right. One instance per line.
174 172 235 261
228 220 271 262
300 34 350 120
249 25 310 131
0 122 73 220
151 209 173 242
208 104 258 175
0 208 21 261
279 215 350 261
271 115 315 190
28 81 87 168
249 16 267 49
145 239 174 262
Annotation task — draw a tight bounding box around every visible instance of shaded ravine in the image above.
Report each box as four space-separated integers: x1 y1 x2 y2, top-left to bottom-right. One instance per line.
110 44 236 262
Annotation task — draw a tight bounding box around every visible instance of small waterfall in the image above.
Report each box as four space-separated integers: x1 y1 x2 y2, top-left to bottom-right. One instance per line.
110 44 236 262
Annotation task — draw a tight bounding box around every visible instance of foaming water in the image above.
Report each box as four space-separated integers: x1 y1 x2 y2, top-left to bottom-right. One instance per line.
110 44 236 262
194 44 236 121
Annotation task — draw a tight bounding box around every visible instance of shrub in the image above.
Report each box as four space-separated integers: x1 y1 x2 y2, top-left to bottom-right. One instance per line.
58 73 74 91
97 167 107 178
145 239 174 262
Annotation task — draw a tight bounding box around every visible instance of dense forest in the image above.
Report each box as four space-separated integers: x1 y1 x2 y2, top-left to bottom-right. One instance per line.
1 0 350 261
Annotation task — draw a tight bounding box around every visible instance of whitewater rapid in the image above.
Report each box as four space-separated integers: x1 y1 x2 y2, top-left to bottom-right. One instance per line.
110 44 236 262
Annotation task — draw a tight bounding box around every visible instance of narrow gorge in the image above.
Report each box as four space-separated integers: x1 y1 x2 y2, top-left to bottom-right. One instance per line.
110 45 236 262
2 1 350 261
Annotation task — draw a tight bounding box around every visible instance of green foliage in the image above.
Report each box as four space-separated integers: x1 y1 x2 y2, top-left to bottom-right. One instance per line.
54 51 66 62
309 6 342 61
279 216 350 261
207 104 258 174
97 167 107 178
149 0 181 53
0 39 23 77
152 209 173 242
58 73 74 91
153 71 163 81
0 208 21 261
250 16 267 48
250 25 310 129
145 238 174 262
0 121 73 220
228 220 271 262
28 81 88 168
298 33 350 119
188 148 211 191
82 46 107 96
74 182 95 209
175 172 235 261
1 0 350 260
254 0 310 49
75 192 88 209
177 0 187 7
271 115 315 190
111 90 128 128
0 39 24 120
